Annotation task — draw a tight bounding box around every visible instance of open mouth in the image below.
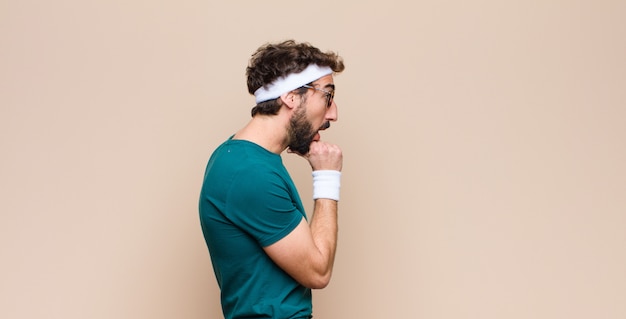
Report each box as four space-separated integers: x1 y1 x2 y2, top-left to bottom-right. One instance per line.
313 122 330 142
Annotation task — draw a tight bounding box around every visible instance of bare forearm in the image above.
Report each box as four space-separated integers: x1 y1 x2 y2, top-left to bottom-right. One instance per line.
309 198 338 284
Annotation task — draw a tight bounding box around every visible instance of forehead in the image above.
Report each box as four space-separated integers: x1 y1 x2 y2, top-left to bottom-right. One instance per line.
313 74 335 89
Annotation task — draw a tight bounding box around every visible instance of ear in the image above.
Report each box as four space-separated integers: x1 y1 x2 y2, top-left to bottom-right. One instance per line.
280 91 299 110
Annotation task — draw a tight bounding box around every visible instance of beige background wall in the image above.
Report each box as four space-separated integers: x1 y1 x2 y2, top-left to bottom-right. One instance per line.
1 1 625 318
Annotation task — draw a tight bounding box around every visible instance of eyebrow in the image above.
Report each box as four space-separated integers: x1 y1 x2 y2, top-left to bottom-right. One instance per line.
324 83 336 91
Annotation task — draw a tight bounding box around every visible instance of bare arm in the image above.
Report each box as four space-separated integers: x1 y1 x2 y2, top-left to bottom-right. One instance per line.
263 199 338 289
263 140 342 289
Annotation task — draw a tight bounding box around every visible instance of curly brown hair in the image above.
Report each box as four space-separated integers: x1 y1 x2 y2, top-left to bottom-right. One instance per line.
246 40 345 116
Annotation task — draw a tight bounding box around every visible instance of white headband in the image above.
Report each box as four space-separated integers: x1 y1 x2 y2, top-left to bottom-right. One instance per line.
253 64 333 103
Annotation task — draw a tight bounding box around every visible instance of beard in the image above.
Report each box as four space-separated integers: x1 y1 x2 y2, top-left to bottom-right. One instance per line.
287 106 316 155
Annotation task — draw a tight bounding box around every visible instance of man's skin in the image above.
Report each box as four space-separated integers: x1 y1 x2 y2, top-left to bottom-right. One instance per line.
232 74 341 289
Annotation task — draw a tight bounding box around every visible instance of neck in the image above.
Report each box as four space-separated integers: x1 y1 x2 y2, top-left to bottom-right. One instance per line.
233 114 289 154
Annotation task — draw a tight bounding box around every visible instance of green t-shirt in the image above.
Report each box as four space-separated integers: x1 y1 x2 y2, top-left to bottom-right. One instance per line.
199 138 312 319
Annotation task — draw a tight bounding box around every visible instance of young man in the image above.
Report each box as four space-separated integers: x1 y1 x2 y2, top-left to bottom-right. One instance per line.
199 40 345 319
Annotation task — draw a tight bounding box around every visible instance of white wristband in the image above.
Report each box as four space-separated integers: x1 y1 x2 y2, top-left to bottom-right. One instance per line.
312 170 341 201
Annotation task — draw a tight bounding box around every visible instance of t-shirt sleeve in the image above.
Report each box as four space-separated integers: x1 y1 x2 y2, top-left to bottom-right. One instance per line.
225 167 304 247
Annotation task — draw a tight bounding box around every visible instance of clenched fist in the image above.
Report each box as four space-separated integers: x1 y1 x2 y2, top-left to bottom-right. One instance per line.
306 141 342 172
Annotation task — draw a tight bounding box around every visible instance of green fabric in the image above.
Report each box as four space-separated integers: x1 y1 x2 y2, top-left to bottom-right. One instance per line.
199 138 312 319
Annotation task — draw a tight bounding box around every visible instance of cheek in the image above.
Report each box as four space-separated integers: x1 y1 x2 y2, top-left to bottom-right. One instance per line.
310 105 327 121
311 115 325 129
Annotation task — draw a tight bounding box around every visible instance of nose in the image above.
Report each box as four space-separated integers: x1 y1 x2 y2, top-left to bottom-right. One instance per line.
325 100 338 122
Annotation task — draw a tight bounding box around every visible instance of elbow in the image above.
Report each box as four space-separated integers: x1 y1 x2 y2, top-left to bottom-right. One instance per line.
302 271 332 289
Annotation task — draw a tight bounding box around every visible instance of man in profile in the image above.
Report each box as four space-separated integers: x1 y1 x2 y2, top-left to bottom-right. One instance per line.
199 40 345 318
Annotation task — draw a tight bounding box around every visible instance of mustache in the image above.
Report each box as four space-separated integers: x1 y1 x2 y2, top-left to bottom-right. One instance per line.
319 121 330 130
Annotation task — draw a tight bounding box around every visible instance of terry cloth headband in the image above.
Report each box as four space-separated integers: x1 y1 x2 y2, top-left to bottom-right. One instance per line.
254 64 333 103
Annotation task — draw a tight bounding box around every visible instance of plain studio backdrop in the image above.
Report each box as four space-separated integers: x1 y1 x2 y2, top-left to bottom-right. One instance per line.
1 1 625 318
